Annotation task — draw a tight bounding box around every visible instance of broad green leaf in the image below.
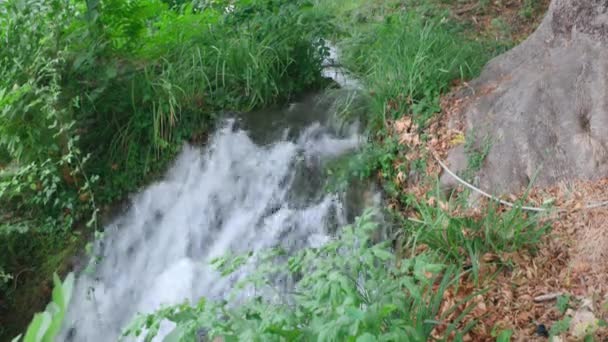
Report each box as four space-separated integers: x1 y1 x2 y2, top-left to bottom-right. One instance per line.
61 272 75 305
52 273 66 308
356 333 378 342
496 329 513 342
23 312 51 342
345 307 365 321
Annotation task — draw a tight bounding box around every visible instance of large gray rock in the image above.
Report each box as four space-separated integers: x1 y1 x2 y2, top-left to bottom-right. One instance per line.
443 0 608 194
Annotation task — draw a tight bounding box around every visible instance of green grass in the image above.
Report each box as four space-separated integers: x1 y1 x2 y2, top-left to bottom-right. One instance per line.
402 186 549 283
462 132 492 182
339 12 490 129
4 0 552 340
0 0 333 338
119 1 551 339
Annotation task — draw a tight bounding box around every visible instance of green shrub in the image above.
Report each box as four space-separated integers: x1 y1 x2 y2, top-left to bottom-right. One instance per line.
65 0 332 201
125 211 472 341
0 0 332 337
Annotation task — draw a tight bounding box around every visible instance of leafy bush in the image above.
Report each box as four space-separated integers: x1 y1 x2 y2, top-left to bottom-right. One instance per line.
0 0 332 337
125 210 470 341
0 3 98 328
326 133 404 193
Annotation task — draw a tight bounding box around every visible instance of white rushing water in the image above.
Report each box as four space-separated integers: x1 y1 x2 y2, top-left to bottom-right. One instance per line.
61 44 367 341
61 106 365 341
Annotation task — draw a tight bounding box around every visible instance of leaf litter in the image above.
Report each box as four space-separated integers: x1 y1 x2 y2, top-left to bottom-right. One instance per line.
386 84 608 341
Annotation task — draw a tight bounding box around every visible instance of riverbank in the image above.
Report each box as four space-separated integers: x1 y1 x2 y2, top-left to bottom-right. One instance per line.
122 1 564 341
12 0 599 341
326 0 607 340
0 0 332 339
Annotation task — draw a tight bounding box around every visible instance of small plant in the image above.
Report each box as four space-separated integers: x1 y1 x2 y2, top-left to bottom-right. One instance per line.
496 329 513 342
519 0 538 19
326 134 403 192
491 18 512 40
557 294 571 314
403 185 548 282
550 316 572 338
11 273 74 342
463 132 492 182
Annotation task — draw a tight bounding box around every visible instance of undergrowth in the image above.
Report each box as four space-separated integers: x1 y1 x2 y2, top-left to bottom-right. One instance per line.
405 188 549 284
115 1 550 340
0 0 331 338
4 0 552 340
125 211 474 341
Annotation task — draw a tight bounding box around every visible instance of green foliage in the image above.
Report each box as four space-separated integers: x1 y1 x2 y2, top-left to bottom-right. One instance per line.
66 0 332 201
11 273 73 342
1 0 332 337
496 329 513 342
326 134 403 192
519 0 541 19
557 294 571 315
550 316 572 338
339 12 489 129
403 188 549 282
463 132 492 181
125 211 471 341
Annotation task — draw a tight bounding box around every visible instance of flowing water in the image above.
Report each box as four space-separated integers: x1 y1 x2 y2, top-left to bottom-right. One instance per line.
61 56 371 341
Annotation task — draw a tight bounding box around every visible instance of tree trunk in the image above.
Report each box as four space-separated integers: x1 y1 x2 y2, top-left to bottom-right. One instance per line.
442 0 608 194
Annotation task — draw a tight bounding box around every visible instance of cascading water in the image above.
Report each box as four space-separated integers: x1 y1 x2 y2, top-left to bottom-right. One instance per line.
61 54 370 341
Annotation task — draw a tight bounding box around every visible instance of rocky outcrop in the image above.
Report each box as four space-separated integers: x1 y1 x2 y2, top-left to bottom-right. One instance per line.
443 0 608 194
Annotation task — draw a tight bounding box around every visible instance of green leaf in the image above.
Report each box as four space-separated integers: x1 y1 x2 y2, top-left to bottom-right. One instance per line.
162 325 187 342
401 277 422 300
356 333 377 342
556 294 570 314
23 312 51 342
44 273 73 340
550 316 572 337
496 329 513 342
371 247 393 261
345 307 365 321
51 273 66 308
170 309 196 323
379 304 397 318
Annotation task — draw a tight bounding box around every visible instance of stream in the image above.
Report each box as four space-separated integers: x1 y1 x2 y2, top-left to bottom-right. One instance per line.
60 48 369 341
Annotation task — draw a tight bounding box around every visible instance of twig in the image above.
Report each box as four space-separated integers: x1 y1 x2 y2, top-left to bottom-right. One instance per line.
454 3 481 15
13 267 34 291
431 152 608 213
534 292 562 303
